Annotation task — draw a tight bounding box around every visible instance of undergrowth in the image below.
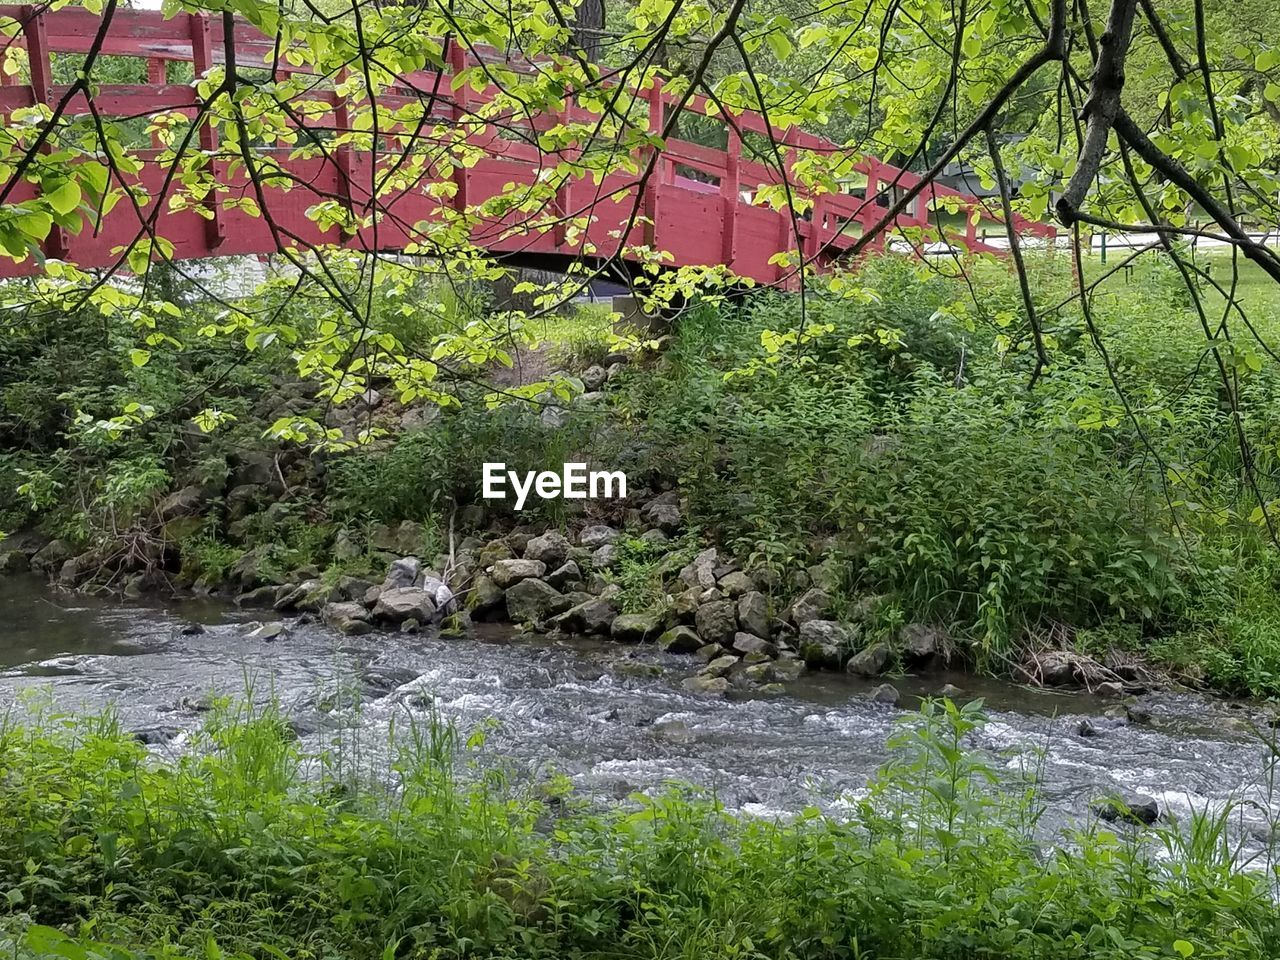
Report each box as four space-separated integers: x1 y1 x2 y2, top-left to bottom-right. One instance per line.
0 697 1277 959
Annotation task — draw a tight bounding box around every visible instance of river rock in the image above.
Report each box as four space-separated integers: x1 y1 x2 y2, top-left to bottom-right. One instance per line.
373 587 437 624
274 579 325 613
0 549 29 574
799 620 853 669
335 575 375 602
479 540 516 567
546 560 582 590
845 641 889 677
694 600 738 646
591 544 620 569
467 574 505 616
611 611 661 643
158 483 218 521
641 500 682 534
658 625 703 654
1093 792 1159 826
900 623 949 667
869 682 901 706
555 596 619 634
682 674 730 695
248 621 287 642
31 539 73 574
321 601 372 635
384 557 421 589
525 531 570 568
490 558 547 588
235 584 278 607
679 548 719 590
505 578 570 623
786 588 832 626
732 632 777 657
770 658 805 682
578 524 619 549
736 591 770 638
938 683 965 699
718 570 754 599
672 587 702 621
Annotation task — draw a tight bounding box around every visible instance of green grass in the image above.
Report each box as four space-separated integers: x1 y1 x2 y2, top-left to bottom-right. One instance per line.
1 697 1278 959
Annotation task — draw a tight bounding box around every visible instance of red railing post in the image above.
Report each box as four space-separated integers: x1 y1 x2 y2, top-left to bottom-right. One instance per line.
189 12 223 250
642 77 664 249
448 39 469 217
720 127 740 266
21 7 69 260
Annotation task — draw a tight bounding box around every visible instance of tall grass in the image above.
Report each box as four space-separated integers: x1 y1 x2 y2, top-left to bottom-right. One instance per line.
1 697 1278 959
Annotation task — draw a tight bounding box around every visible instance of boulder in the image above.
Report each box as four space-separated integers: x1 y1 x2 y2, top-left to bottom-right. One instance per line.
274 579 326 613
546 560 582 590
467 574 505 616
657 626 703 654
770 658 805 683
58 555 89 586
384 557 421 589
701 660 742 680
322 601 371 627
578 524 619 549
736 591 770 638
611 611 662 643
591 544 619 569
525 531 571 568
248 621 288 642
235 585 278 607
845 642 889 677
373 587 437 624
798 620 854 669
732 633 777 657
900 623 950 667
786 588 832 626
718 570 754 599
336 575 375 602
694 600 738 646
555 596 619 634
672 587 702 621
0 549 29 574
682 675 730 695
505 578 570 623
479 540 517 567
869 682 901 706
1093 792 1159 826
581 364 608 391
158 483 217 522
678 548 719 590
641 500 682 534
30 539 74 574
490 558 547 588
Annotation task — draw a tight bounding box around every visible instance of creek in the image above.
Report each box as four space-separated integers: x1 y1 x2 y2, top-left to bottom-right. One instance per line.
2 575 1277 844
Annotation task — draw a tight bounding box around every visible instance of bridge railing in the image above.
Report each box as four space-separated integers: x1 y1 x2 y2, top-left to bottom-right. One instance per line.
0 4 1058 281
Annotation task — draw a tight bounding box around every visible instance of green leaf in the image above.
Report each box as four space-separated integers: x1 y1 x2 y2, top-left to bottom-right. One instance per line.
129 349 151 367
1173 940 1194 958
45 180 81 216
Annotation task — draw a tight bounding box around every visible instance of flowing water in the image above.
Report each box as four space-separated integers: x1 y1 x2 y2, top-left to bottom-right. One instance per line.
2 575 1278 843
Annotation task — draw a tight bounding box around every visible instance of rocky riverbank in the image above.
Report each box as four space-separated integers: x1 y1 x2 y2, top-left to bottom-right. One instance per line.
0 488 1164 704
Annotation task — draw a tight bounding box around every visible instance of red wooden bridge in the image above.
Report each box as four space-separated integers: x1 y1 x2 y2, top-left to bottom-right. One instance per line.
0 6 1057 284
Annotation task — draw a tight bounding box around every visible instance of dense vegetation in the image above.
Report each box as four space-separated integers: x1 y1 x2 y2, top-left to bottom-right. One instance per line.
7 249 1280 697
1 696 1278 960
